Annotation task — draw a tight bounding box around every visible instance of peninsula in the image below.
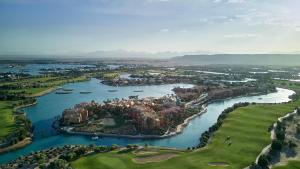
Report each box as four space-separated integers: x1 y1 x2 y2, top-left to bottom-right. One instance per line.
57 84 274 137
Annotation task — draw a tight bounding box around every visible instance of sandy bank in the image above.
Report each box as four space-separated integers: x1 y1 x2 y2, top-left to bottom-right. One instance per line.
0 137 32 154
29 87 60 97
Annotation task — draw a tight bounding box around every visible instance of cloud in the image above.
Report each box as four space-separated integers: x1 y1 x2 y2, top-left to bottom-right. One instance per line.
147 0 170 2
213 0 245 4
227 0 245 3
199 18 208 23
160 28 169 32
224 33 261 38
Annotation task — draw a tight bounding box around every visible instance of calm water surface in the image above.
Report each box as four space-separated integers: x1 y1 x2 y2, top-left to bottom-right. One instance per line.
0 78 294 163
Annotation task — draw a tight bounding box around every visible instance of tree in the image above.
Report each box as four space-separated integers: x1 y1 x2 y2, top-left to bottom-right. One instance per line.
257 155 269 169
288 140 297 149
75 147 87 156
249 163 262 169
59 152 76 162
275 131 285 141
271 139 283 151
47 159 71 169
94 146 108 153
297 124 300 134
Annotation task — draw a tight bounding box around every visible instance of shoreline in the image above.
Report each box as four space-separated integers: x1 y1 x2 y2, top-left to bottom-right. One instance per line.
0 137 32 154
14 101 38 111
27 76 90 98
162 105 208 137
55 89 281 140
57 105 208 139
29 86 60 97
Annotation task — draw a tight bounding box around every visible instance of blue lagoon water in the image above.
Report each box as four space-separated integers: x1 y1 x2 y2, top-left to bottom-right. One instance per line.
0 78 294 163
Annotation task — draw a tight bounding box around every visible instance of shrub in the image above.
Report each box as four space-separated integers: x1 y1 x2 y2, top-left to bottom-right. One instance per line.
47 159 71 169
275 121 284 131
288 140 297 149
74 147 87 156
257 155 269 169
94 146 109 153
271 139 283 151
59 152 76 162
275 131 285 141
250 163 262 169
297 107 300 115
297 124 300 134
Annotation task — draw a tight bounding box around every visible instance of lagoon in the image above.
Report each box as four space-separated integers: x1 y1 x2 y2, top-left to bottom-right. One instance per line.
0 78 294 163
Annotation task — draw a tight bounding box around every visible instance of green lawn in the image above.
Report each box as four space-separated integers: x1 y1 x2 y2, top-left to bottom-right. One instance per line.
72 100 300 169
1 76 88 96
102 72 120 79
274 80 300 93
0 101 15 139
273 161 300 169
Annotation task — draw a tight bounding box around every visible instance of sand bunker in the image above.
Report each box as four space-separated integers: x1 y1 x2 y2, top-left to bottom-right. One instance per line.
133 150 159 156
133 153 178 164
208 162 229 166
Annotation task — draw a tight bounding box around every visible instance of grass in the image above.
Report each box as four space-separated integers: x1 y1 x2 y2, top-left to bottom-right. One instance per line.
72 100 300 169
1 76 88 96
102 72 120 79
274 80 300 93
0 101 16 139
273 161 300 169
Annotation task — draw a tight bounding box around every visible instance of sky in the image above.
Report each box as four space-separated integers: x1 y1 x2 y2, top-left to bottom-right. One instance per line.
0 0 300 56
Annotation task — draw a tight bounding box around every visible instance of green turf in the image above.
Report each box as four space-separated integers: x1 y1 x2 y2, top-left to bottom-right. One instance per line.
273 161 300 169
72 100 300 169
274 80 300 93
102 72 120 79
0 101 15 139
1 76 88 96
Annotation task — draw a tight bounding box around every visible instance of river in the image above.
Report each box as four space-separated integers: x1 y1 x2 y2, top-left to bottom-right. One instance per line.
0 78 294 163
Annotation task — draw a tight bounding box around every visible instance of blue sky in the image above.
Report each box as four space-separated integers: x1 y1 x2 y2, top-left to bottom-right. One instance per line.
0 0 300 55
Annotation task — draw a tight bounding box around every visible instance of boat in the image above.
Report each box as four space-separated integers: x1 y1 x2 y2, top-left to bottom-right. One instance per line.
91 136 99 140
133 90 144 93
129 95 139 99
79 91 92 94
62 88 74 91
55 91 72 94
108 89 118 92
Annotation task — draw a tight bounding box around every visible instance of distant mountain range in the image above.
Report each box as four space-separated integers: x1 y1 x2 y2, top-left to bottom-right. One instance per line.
0 50 215 60
1 53 300 66
81 50 217 59
170 54 300 66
